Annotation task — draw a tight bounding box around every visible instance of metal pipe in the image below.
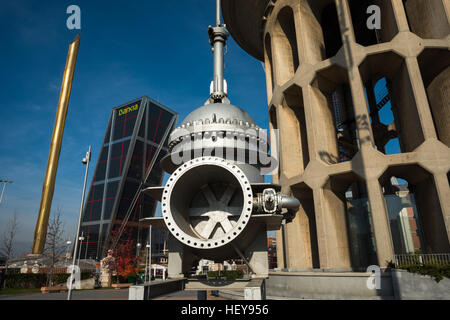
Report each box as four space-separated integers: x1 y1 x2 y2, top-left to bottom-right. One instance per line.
281 195 300 211
33 34 81 254
209 0 227 102
213 39 224 95
148 225 152 283
0 180 13 205
0 183 5 204
216 0 221 26
67 145 91 300
77 232 84 266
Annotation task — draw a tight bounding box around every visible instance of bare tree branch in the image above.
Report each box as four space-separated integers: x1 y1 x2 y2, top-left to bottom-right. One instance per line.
44 207 67 286
0 211 20 270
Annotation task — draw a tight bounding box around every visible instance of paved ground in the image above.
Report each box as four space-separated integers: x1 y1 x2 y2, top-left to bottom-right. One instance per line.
0 289 227 300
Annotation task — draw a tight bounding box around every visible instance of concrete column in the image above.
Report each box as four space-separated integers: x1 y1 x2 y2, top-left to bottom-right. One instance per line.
365 178 395 267
283 189 315 269
264 34 274 103
414 175 450 253
404 57 437 141
313 187 351 270
277 101 307 179
403 0 450 39
391 0 411 32
427 67 450 148
433 173 450 249
275 228 285 269
297 0 326 64
167 234 185 279
245 227 269 278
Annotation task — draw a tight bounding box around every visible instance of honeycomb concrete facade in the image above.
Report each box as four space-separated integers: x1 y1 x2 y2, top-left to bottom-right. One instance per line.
223 0 450 270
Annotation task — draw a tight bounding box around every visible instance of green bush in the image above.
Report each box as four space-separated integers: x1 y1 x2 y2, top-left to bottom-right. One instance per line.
51 272 93 284
3 272 93 289
4 274 47 289
207 270 244 280
397 264 450 283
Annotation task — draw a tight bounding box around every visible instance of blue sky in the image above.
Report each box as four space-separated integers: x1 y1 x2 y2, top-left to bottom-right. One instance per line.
0 0 268 255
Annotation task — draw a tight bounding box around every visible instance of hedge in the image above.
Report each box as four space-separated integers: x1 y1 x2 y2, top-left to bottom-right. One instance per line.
207 270 244 280
3 272 93 289
397 264 450 283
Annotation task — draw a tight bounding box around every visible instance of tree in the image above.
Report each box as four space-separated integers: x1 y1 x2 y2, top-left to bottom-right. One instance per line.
109 228 138 283
0 211 20 273
44 208 67 286
114 239 138 283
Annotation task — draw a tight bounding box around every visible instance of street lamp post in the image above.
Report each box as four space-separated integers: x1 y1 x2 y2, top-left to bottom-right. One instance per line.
77 232 85 266
84 235 89 260
67 146 91 300
145 243 150 283
66 241 72 264
0 180 13 205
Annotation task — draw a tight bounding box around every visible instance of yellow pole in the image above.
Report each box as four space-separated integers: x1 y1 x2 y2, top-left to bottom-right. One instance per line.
32 34 81 254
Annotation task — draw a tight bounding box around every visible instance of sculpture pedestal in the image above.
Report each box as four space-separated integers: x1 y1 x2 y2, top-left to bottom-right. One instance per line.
100 272 112 288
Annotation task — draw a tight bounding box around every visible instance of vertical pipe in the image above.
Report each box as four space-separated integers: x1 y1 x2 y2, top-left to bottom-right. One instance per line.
0 183 6 205
148 225 152 282
32 34 81 254
213 40 224 94
67 145 91 300
216 0 221 26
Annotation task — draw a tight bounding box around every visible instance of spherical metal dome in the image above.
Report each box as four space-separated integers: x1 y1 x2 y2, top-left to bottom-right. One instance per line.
181 103 256 127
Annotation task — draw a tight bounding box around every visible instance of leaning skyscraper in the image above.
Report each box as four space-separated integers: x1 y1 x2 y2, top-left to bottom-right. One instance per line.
79 97 177 260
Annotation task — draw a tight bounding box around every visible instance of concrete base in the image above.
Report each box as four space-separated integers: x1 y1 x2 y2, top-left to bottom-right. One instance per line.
79 278 95 290
266 270 395 300
247 270 450 300
391 270 450 300
129 279 185 300
244 280 266 300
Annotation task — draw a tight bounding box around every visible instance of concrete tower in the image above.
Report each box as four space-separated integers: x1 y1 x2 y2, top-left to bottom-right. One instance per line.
222 0 450 270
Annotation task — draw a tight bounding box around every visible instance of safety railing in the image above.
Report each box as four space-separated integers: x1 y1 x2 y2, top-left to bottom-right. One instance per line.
394 253 450 267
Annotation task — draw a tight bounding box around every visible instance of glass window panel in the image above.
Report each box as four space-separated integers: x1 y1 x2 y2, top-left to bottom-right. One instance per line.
86 225 100 259
145 144 156 170
99 223 110 251
106 181 119 198
128 140 144 180
103 198 115 220
113 101 141 141
94 147 108 182
90 201 103 221
95 162 107 182
113 118 124 141
148 151 165 185
82 202 93 222
146 103 174 143
108 141 130 179
83 183 103 222
110 140 130 158
143 194 156 218
116 179 139 220
104 117 112 143
93 184 104 201
99 146 109 162
138 112 146 138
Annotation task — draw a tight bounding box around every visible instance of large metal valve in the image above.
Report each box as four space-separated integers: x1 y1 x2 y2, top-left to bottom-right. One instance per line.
162 157 253 249
139 1 300 278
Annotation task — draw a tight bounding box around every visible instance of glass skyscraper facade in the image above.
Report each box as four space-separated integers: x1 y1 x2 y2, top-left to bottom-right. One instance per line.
79 97 177 260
